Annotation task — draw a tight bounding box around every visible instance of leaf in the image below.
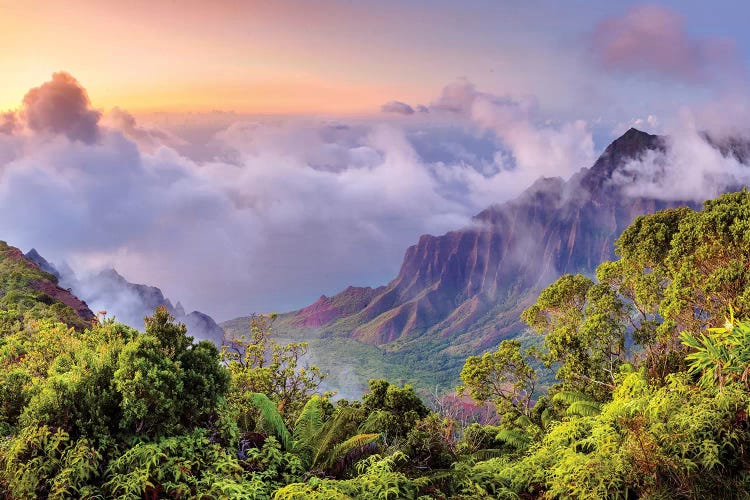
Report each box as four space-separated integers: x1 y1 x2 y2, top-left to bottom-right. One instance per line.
249 392 293 451
324 433 380 470
293 395 325 447
495 429 531 450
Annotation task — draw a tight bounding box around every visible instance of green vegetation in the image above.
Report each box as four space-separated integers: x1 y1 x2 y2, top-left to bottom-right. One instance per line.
0 241 91 331
4 191 750 498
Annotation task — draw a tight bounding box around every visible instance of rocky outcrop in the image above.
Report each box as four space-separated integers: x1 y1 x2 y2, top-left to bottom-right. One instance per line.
30 279 97 323
183 310 226 346
25 248 62 280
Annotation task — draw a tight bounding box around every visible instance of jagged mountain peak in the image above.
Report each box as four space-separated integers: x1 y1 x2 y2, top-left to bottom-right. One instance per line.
25 247 45 263
97 267 127 282
605 127 661 157
580 127 664 193
223 127 701 389
24 248 62 280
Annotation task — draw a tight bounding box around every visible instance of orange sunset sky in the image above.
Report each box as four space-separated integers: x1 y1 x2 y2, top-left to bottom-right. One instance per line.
2 0 633 115
1 0 747 118
0 0 470 113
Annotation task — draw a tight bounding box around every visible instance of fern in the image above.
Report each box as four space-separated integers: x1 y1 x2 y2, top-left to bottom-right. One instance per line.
324 433 379 470
293 395 324 447
495 429 531 450
311 407 362 468
553 391 602 416
249 393 293 451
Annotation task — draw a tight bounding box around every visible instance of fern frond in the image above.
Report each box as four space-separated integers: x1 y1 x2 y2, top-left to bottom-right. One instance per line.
249 393 292 451
552 390 590 405
566 400 601 417
312 406 362 466
552 390 601 416
293 395 325 446
324 433 379 470
413 470 454 488
470 448 506 461
495 429 531 450
357 409 390 434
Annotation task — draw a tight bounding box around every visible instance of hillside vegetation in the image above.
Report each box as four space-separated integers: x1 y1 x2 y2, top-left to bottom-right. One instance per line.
0 241 94 331
3 191 750 498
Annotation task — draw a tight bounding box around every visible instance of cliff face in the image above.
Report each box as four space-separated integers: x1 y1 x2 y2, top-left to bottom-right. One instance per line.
277 128 694 353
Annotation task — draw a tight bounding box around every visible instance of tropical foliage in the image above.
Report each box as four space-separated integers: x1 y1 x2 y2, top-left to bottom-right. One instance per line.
4 191 750 498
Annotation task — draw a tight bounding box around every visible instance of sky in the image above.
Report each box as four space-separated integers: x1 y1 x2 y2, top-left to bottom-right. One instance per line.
1 1 750 321
1 0 748 115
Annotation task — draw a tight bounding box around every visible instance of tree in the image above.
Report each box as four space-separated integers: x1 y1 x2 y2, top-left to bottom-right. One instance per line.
522 275 626 399
114 306 229 436
661 191 750 335
223 314 327 426
524 192 750 390
459 340 538 421
360 379 430 445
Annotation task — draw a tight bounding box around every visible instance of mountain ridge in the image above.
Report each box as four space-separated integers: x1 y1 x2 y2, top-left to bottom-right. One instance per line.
222 127 709 390
283 129 674 346
24 251 226 345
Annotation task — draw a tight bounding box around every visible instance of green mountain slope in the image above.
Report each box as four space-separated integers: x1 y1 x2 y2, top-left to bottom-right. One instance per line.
0 241 95 330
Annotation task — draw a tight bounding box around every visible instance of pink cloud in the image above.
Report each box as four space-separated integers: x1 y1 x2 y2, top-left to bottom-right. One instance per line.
22 72 102 143
0 112 18 135
380 100 415 115
591 5 736 82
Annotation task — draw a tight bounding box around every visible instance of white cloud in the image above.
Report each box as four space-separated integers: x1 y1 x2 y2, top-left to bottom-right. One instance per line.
0 75 606 320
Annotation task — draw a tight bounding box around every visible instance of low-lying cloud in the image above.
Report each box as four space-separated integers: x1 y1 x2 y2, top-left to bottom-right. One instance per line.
612 121 750 201
3 72 741 321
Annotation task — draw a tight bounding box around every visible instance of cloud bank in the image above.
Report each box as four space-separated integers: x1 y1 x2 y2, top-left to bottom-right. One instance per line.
1 72 744 321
